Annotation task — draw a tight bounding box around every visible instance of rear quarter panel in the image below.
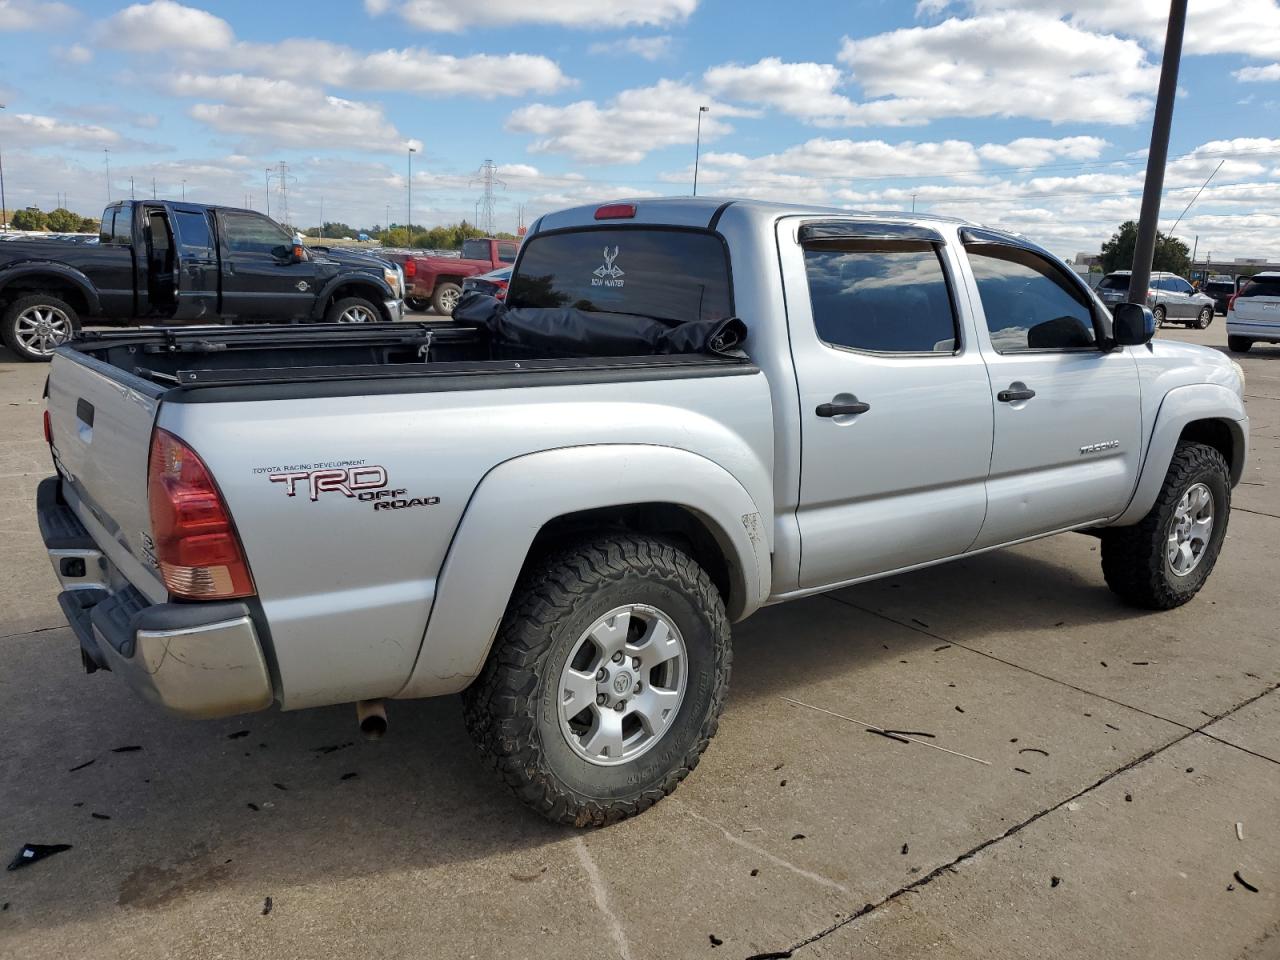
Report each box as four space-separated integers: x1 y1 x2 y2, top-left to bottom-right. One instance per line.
158 370 774 709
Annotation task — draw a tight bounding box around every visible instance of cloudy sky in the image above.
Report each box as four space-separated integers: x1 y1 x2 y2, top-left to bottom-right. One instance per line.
2 0 1279 259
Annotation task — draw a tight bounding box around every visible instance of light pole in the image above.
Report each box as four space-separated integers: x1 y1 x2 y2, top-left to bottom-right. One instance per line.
1127 0 1188 304
692 105 709 197
406 145 416 239
181 179 186 201
264 168 271 218
0 103 7 230
104 149 111 202
319 196 324 239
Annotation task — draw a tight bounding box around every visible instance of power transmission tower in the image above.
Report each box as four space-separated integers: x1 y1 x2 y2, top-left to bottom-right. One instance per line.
265 161 297 228
470 159 505 235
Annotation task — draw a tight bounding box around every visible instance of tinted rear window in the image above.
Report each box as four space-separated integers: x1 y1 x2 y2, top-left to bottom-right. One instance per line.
174 210 213 252
461 239 490 260
508 229 733 323
1203 281 1234 294
1239 276 1280 298
1098 274 1129 290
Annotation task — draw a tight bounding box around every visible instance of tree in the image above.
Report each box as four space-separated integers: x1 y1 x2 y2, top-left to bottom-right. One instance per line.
77 216 100 233
1100 220 1191 276
11 206 47 231
46 207 82 232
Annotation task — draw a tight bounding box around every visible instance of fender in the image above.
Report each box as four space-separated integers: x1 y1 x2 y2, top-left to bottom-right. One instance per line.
1114 383 1248 526
394 444 773 699
0 261 103 315
308 272 395 320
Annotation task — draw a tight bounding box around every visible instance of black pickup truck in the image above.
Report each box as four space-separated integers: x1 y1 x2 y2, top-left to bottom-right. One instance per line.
0 200 404 361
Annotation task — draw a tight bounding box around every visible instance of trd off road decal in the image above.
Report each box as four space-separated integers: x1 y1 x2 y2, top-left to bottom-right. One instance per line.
591 246 624 288
255 460 439 512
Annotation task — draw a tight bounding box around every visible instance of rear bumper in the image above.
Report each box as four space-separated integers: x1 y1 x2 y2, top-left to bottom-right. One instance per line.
1227 317 1280 341
38 476 274 719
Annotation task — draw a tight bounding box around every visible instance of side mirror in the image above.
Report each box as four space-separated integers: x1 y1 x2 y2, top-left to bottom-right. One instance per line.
1112 302 1155 346
271 244 306 263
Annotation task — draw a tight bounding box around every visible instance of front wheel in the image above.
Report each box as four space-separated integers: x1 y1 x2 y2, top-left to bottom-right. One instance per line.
1 294 80 362
1228 336 1253 353
1100 441 1230 610
1194 306 1213 329
404 297 431 312
463 535 731 826
325 296 380 324
1153 305 1167 327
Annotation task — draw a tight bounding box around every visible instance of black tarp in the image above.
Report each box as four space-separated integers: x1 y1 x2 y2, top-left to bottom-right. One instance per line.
452 292 746 359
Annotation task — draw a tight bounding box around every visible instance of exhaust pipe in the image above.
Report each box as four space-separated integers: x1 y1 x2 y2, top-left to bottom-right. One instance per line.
356 699 387 740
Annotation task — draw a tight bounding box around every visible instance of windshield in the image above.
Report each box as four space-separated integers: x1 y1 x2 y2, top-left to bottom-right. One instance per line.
507 228 733 323
1238 276 1280 298
1097 274 1129 290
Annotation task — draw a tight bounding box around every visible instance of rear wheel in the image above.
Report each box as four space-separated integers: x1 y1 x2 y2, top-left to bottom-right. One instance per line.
431 282 462 316
1 294 80 362
1100 441 1230 610
1228 336 1253 353
1194 306 1213 329
463 534 731 826
325 296 380 324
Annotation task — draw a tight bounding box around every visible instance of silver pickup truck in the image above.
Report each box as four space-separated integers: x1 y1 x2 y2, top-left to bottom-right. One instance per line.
38 198 1248 826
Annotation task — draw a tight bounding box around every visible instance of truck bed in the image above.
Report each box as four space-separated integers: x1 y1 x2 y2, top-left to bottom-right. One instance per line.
67 321 755 402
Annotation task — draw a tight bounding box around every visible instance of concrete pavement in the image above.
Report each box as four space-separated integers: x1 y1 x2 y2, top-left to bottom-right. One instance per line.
0 325 1277 959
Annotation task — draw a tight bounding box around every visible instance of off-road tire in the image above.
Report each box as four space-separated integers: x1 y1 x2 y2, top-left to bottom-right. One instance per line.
431 282 462 316
1 293 80 362
1101 441 1231 610
1228 336 1253 353
462 534 731 827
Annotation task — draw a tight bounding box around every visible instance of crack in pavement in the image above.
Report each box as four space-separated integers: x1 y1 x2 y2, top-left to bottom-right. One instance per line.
751 679 1280 959
1233 506 1280 521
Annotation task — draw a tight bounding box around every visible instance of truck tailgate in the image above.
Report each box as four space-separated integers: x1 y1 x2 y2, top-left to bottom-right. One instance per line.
47 352 166 602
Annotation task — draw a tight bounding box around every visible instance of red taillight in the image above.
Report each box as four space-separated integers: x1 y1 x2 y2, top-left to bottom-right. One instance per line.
594 203 636 220
43 409 52 445
147 429 255 600
403 258 416 277
1227 293 1238 314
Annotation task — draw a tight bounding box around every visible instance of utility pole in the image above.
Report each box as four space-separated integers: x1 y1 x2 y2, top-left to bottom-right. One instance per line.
1127 0 1188 304
0 103 7 230
470 159 505 235
264 168 271 218
407 146 416 237
151 178 156 199
181 179 187 201
319 196 324 239
1190 234 1198 279
912 193 917 213
265 162 295 227
104 149 111 202
129 176 135 200
385 202 390 230
692 105 709 196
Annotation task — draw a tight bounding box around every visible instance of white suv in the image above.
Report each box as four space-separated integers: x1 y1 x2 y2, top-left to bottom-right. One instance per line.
1227 272 1280 352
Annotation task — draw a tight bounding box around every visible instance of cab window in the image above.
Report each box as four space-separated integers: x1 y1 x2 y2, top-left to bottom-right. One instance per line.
967 246 1097 352
220 212 292 256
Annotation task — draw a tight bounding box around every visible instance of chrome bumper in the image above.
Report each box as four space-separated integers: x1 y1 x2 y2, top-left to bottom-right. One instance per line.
385 298 405 322
38 477 274 719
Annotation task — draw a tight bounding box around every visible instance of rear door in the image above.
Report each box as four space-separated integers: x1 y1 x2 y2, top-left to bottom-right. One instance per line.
1155 275 1197 318
780 221 994 588
217 210 321 319
958 232 1141 549
169 206 220 321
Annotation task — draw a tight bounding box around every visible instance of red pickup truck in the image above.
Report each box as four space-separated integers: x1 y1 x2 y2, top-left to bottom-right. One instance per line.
401 238 519 315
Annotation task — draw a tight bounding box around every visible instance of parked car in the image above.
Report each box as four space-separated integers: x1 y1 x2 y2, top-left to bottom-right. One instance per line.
1227 271 1280 352
0 200 404 361
1095 270 1216 328
1201 277 1237 315
38 198 1247 826
400 237 518 315
461 266 511 302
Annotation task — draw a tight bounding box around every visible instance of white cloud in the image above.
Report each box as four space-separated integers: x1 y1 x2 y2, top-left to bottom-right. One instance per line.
1236 63 1280 83
98 0 234 51
836 13 1159 126
53 42 92 64
365 0 695 32
507 80 754 164
975 136 1108 168
588 35 672 60
0 110 121 149
170 74 417 153
935 0 1280 61
704 58 857 124
0 0 72 30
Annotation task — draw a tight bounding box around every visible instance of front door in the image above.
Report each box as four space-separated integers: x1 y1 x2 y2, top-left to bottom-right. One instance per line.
781 221 995 589
217 210 320 320
1153 275 1197 319
958 236 1142 549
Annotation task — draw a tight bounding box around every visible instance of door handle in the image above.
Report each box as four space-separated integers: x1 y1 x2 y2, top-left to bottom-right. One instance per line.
997 383 1036 403
816 397 871 417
